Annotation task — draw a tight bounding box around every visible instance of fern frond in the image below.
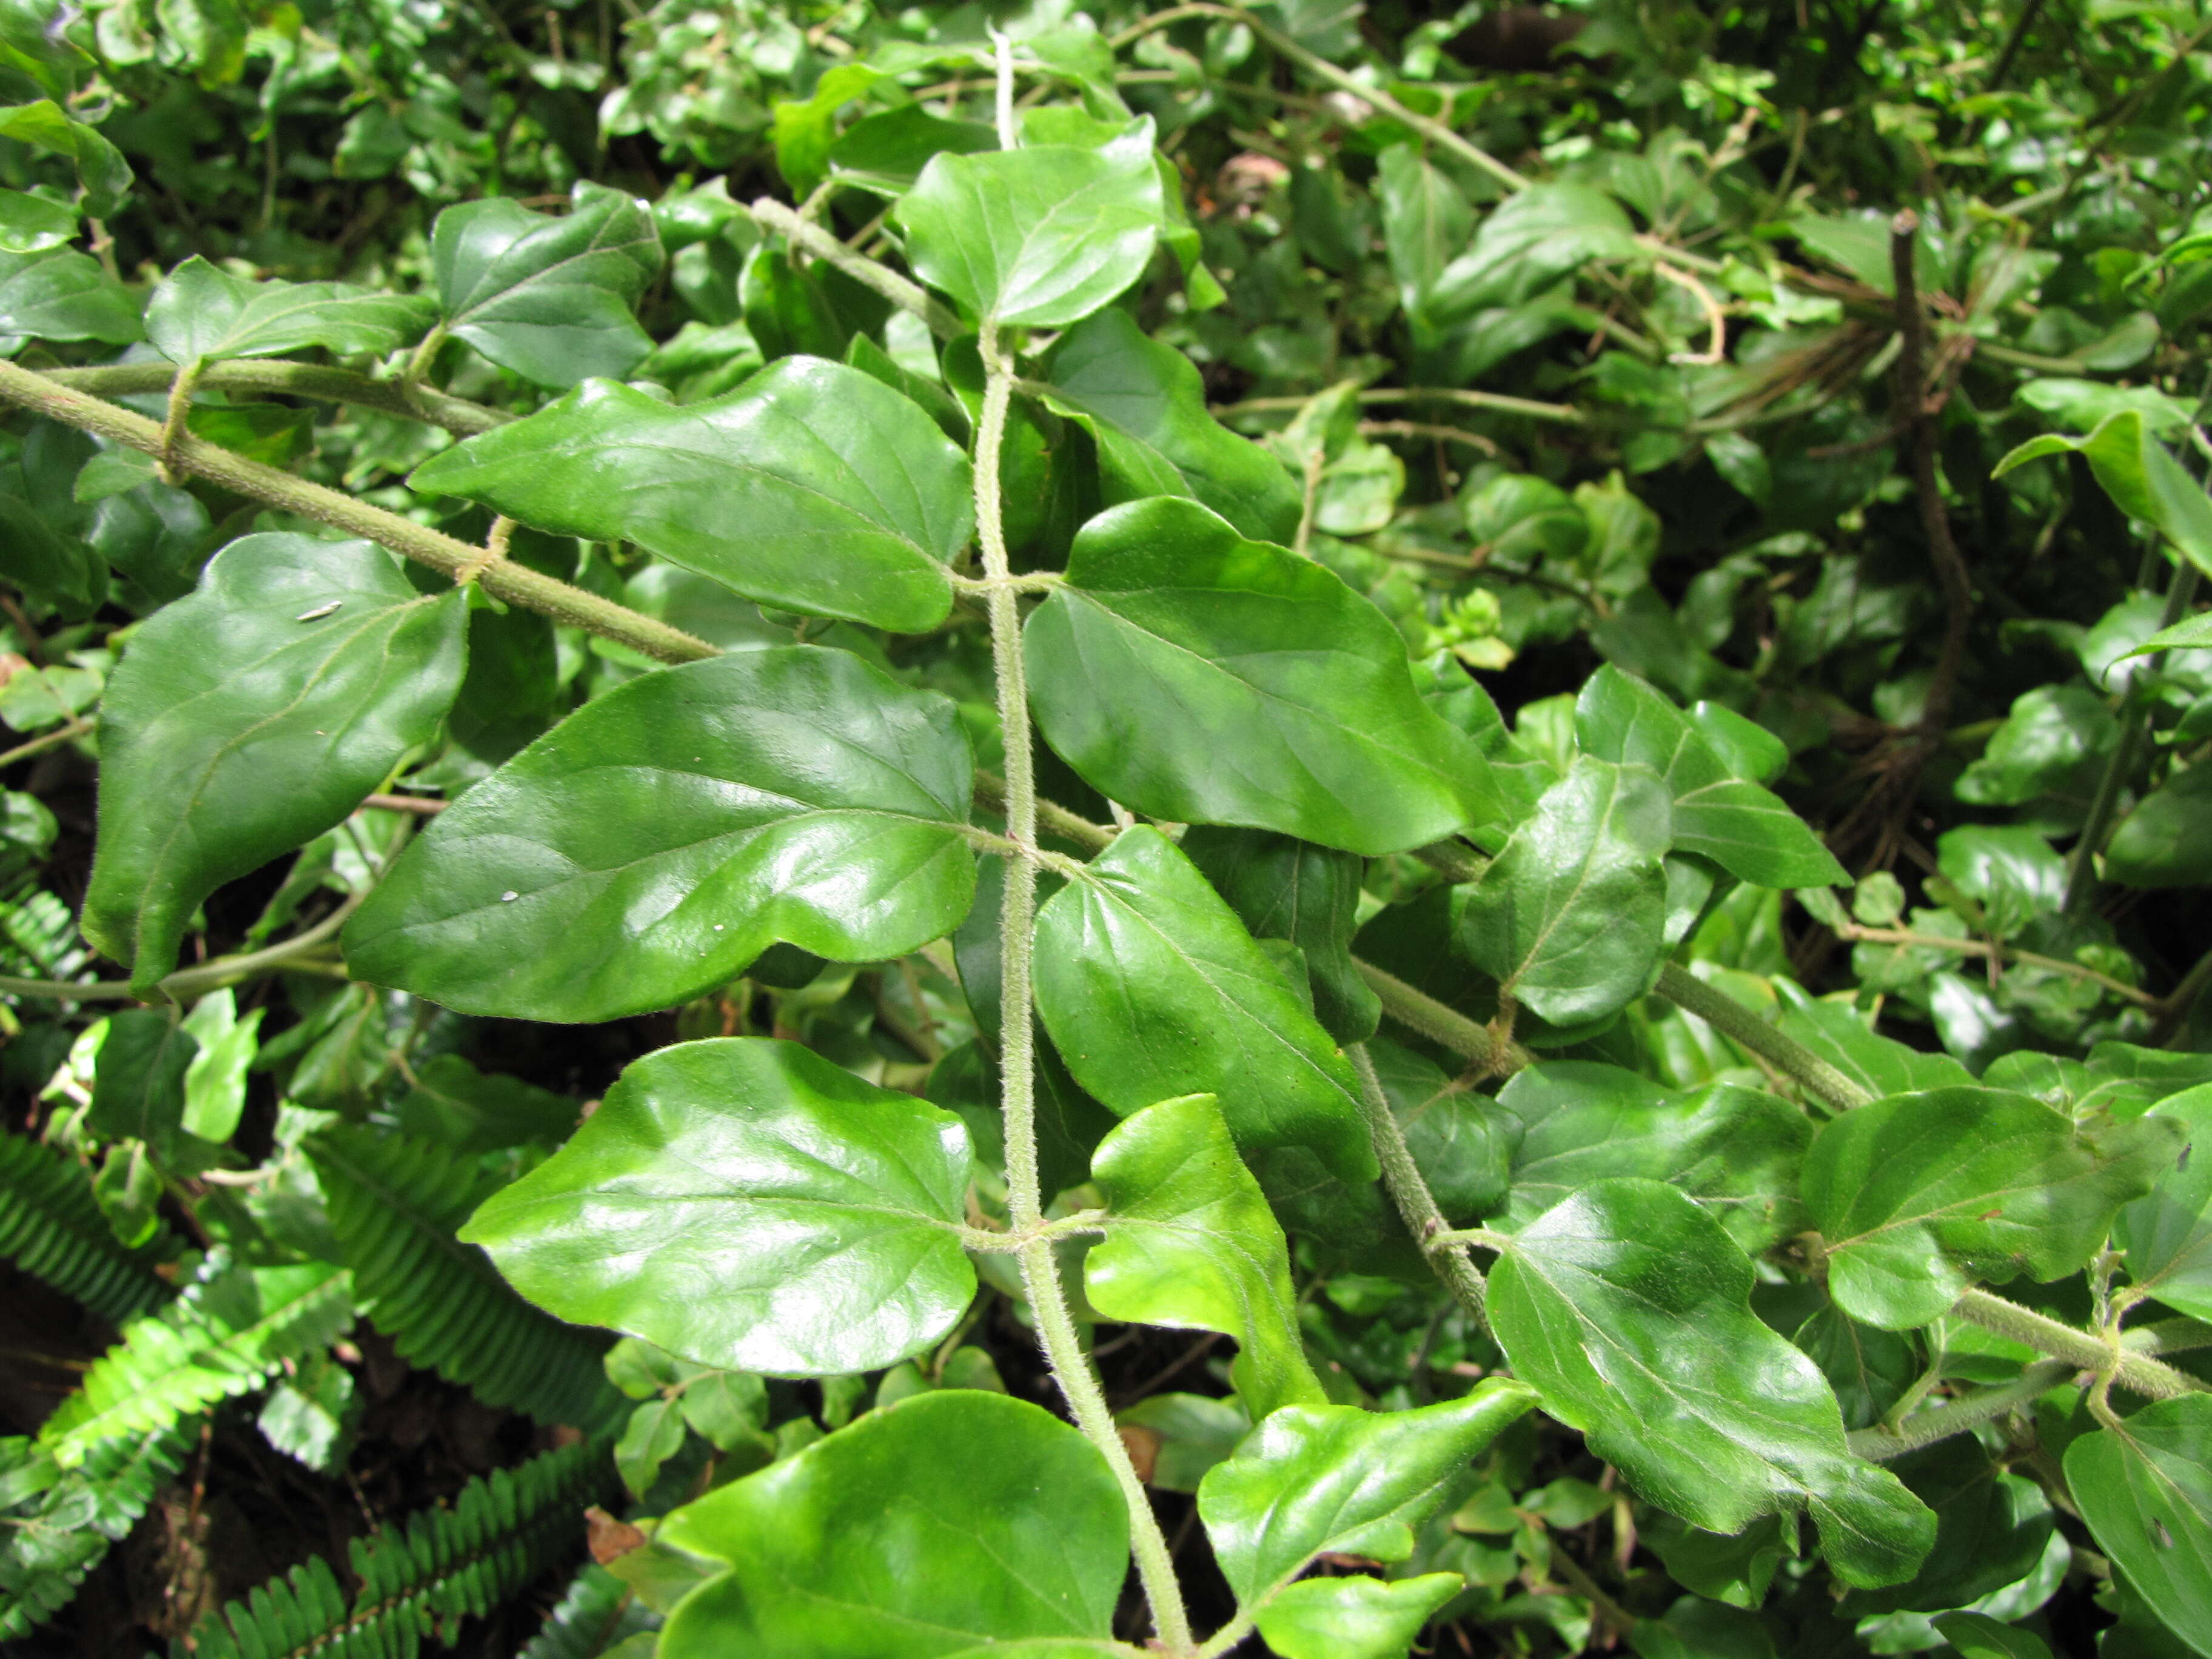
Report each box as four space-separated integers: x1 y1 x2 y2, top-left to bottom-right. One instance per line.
185 1438 611 1659
39 1253 352 1466
307 1126 622 1431
521 1563 660 1659
1 1421 193 1641
0 1127 173 1324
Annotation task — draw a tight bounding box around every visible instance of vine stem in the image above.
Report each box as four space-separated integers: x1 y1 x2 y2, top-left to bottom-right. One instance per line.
42 359 510 436
1350 1043 1489 1331
1650 964 1870 1112
1353 957 1529 1076
973 321 1193 1656
1846 1359 2075 1461
1949 1288 2208 1401
0 358 717 666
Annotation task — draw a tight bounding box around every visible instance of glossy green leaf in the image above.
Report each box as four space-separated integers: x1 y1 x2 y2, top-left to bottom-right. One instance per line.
458 1037 975 1376
1574 666 1846 887
1936 825 2065 938
1041 307 1301 543
85 1010 197 1162
1085 1092 1325 1418
144 256 435 366
81 535 468 990
1181 826 1380 1045
410 359 970 632
1932 1612 2054 1659
1253 1574 1463 1659
894 138 1162 327
1490 1062 1811 1253
1027 498 1498 856
431 181 663 387
1487 1178 1934 1586
1840 1438 2054 1617
392 1054 578 1154
657 1391 1126 1657
0 248 138 346
2065 1395 2212 1658
1996 410 2212 580
0 186 73 253
1197 1380 1537 1610
1955 684 2119 808
2117 1086 2212 1322
1801 1086 2180 1329
346 646 975 1023
0 99 130 216
1033 826 1377 1182
2107 765 2212 889
178 989 260 1145
1456 756 1672 1025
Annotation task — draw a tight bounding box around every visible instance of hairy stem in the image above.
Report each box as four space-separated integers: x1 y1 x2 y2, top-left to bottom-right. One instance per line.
0 359 716 666
1351 1043 1489 1330
42 360 509 436
974 323 1191 1655
1353 958 1528 1076
1651 964 1870 1111
1950 1288 2208 1401
749 196 963 339
1848 1360 2074 1461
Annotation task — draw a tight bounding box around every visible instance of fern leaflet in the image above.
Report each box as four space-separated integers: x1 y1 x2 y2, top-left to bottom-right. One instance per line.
184 1438 610 1659
521 1563 660 1659
39 1252 352 1466
1 1421 193 1641
306 1126 622 1431
0 1127 173 1324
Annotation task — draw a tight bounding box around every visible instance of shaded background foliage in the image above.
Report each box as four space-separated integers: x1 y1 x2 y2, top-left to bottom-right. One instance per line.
2 0 2212 1655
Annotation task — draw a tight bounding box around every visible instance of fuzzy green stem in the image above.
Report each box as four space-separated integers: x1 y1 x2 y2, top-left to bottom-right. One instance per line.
1652 964 1870 1111
1351 1042 1489 1330
0 359 717 666
1221 386 1582 426
1950 1289 2207 1401
1847 1359 2074 1461
1353 957 1528 1074
973 323 1191 1655
750 196 963 340
155 357 204 481
42 360 509 436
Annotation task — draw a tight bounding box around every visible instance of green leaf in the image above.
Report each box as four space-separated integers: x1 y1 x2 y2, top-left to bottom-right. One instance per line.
0 1128 172 1325
1033 826 1378 1183
1840 1438 2054 1617
1026 498 1498 856
1456 756 1672 1025
1041 307 1302 544
1487 1178 1934 1587
895 136 1163 327
346 646 976 1024
1181 826 1380 1045
1995 409 2212 578
84 1010 197 1161
1085 1092 1326 1418
1376 144 1472 328
431 181 663 387
0 186 73 253
144 256 435 366
1932 1612 2054 1659
1196 1379 1537 1610
1936 825 2064 938
0 99 129 216
2065 1395 2212 1658
657 1391 1127 1657
410 360 970 632
1956 683 2119 808
1801 1085 2180 1330
2117 1085 2212 1322
1574 666 1846 888
81 535 468 990
460 1038 976 1376
0 247 139 345
1253 1574 1463 1659
1490 1062 1811 1254
2106 765 2212 889
178 990 259 1144
770 62 883 197
392 1054 579 1154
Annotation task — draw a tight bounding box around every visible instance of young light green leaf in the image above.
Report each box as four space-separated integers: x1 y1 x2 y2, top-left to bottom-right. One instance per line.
81 535 469 990
1026 498 1500 856
1801 1086 2181 1329
1490 1062 1811 1254
1181 826 1381 1045
409 359 970 632
178 990 261 1145
2117 1086 2212 1322
894 138 1163 327
1196 1380 1537 1610
656 1391 1127 1658
1574 666 1846 888
346 646 976 1024
1455 756 1672 1025
431 181 663 387
1033 826 1378 1183
1253 1574 1464 1659
2064 1395 2212 1658
459 1037 975 1378
1487 1178 1934 1587
1040 307 1302 543
1085 1092 1326 1418
144 256 435 366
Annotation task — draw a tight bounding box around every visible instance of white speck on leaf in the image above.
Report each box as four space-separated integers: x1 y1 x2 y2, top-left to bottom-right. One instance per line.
501 891 518 902
295 601 342 622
